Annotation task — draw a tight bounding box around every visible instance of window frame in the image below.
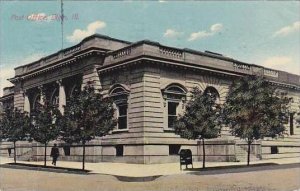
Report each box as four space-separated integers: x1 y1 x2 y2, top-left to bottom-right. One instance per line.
110 85 130 131
167 101 179 129
116 103 128 130
162 84 187 130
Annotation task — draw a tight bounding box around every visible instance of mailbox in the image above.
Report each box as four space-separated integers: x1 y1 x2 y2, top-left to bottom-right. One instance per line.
179 149 193 170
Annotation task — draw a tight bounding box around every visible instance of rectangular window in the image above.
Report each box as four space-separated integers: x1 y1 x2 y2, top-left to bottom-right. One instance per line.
116 145 124 156
169 145 181 155
168 102 179 128
118 104 127 129
63 146 71 156
271 146 278 154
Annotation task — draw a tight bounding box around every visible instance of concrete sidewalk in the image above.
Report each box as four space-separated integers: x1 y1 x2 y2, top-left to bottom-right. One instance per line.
1 156 299 177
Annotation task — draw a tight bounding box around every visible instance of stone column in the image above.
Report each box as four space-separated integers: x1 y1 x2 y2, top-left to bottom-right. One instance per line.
57 80 66 114
23 90 30 114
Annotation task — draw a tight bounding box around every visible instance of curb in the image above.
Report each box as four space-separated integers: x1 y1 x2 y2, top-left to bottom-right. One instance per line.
0 163 90 175
0 163 162 182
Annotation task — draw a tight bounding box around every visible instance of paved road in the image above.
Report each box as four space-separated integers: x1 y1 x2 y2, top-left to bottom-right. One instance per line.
1 164 299 191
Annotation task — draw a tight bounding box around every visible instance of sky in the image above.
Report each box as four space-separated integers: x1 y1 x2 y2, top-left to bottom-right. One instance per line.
0 1 299 96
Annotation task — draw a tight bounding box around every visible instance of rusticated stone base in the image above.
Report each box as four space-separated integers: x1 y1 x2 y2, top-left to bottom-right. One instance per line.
1 138 249 164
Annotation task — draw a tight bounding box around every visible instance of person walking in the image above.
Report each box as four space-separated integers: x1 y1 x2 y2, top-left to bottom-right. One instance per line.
50 144 59 166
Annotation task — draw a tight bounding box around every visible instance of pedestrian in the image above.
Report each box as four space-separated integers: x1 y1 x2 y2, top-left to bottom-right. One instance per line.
50 143 59 166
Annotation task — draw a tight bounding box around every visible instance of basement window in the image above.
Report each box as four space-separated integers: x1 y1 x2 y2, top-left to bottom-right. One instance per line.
63 145 71 156
271 146 278 154
169 144 181 155
116 145 124 156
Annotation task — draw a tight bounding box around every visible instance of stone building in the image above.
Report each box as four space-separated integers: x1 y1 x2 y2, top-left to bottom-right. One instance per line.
1 34 300 163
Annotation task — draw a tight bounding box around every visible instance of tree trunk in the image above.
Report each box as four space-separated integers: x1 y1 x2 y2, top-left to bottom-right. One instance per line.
44 143 47 167
202 138 205 169
247 140 251 166
13 141 17 164
82 140 86 170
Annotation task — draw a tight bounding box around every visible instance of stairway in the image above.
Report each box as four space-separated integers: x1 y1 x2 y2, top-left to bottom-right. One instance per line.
235 140 262 162
17 149 33 161
0 141 33 161
0 142 14 158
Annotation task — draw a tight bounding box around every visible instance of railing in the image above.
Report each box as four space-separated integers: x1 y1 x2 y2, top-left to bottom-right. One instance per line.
112 48 132 59
64 46 81 56
264 68 279 78
45 55 59 63
23 45 82 73
159 46 183 58
27 62 41 70
233 63 251 71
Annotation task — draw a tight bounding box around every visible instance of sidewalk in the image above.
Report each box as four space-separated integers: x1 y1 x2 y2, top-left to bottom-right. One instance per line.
1 156 299 177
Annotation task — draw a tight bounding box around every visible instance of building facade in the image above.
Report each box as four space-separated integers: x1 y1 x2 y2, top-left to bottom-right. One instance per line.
1 34 300 164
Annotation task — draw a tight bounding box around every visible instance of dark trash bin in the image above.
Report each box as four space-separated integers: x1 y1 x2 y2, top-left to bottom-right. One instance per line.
179 149 193 170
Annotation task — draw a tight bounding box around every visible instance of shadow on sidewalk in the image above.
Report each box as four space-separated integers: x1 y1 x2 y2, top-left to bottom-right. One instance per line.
186 163 300 176
113 175 162 182
0 163 90 174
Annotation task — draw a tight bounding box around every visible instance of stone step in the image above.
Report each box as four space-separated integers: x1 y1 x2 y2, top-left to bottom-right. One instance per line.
236 156 260 162
262 141 300 147
262 146 300 154
262 152 300 159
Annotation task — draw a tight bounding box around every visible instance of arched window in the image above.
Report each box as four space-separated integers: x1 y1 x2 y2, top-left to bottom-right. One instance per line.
69 83 81 98
162 84 187 129
50 88 59 106
204 86 220 105
110 85 130 130
32 94 41 112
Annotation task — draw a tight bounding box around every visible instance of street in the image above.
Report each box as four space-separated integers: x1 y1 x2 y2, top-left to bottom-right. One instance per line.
0 164 299 191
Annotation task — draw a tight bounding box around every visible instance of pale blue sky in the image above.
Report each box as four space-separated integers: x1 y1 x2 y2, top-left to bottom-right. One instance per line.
0 1 299 95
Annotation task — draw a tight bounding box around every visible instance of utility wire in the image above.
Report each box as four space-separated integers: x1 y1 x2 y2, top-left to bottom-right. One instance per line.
60 0 64 50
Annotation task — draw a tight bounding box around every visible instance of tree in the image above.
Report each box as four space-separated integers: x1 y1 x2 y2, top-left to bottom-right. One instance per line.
61 81 117 170
0 107 31 163
296 105 300 126
222 76 289 166
174 87 221 168
30 95 62 167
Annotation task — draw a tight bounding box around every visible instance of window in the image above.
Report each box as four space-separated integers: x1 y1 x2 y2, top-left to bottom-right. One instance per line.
271 146 278 154
204 86 220 105
116 145 124 156
118 104 127 129
110 84 130 130
162 84 187 129
168 102 179 128
169 145 181 155
32 94 42 113
63 145 71 156
51 88 59 106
